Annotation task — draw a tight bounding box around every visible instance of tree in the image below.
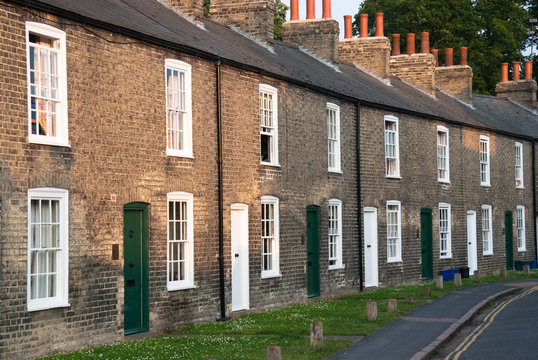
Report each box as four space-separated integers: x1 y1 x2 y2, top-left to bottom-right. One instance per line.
355 0 529 94
203 0 288 40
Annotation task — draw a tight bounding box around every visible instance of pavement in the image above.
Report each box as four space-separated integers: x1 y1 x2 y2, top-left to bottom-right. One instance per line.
328 279 538 360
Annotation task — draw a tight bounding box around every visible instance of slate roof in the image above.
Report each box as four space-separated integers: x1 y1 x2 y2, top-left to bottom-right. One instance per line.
16 0 538 139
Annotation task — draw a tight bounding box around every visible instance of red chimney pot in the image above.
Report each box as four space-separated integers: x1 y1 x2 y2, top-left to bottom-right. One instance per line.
501 63 508 82
406 33 415 55
420 32 429 54
375 13 384 37
460 47 468 66
306 0 315 19
322 0 331 18
525 60 532 80
513 62 520 81
431 49 439 67
359 14 368 38
392 34 400 56
445 48 453 66
290 0 299 20
344 15 353 39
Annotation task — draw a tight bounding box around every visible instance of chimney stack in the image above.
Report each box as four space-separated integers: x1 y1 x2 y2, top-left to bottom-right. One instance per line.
282 0 340 62
359 14 368 38
406 33 415 55
445 48 453 66
420 32 429 54
210 0 275 45
375 13 384 37
496 62 537 108
392 34 400 56
164 0 205 24
339 13 391 79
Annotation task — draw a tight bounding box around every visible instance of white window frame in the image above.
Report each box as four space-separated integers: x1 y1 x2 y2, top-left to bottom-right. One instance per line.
439 203 452 259
517 205 526 252
261 196 280 278
386 200 402 262
165 59 193 158
515 142 524 189
437 126 450 183
479 135 490 186
259 84 279 166
327 103 341 173
481 205 493 255
27 188 69 311
167 192 195 291
384 115 400 178
26 22 69 147
328 199 344 270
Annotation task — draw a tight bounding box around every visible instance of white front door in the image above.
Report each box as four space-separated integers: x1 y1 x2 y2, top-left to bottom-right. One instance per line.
364 207 379 287
231 204 249 311
467 210 478 275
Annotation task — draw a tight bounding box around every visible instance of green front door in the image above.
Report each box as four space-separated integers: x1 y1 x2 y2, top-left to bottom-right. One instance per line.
306 205 320 297
420 209 433 280
505 211 514 270
123 203 149 335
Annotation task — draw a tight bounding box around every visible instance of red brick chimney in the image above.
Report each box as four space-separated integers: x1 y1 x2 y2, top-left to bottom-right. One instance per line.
435 47 473 103
282 0 340 62
210 0 276 45
162 0 205 24
496 62 537 108
338 13 391 79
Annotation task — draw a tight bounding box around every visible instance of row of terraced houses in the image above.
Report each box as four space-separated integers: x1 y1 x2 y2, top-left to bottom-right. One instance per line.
1 0 538 357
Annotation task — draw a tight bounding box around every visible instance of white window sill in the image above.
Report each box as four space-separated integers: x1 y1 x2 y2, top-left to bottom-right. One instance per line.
483 252 494 256
386 175 402 179
328 169 343 174
438 179 450 184
480 183 491 187
516 186 525 190
27 302 70 312
329 264 345 271
29 137 70 148
167 284 197 291
166 150 194 159
387 258 402 263
260 162 281 168
261 272 281 279
440 255 452 259
518 249 527 253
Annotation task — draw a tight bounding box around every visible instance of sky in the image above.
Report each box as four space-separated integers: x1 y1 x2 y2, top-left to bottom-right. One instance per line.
281 0 364 39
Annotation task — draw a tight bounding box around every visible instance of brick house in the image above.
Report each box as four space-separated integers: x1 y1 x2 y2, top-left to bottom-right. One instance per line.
0 0 537 357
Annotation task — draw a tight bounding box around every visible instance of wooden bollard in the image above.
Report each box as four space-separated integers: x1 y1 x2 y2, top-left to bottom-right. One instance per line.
454 273 462 287
435 275 444 289
367 301 378 321
500 268 506 279
267 346 282 360
474 269 481 282
405 296 414 303
310 322 323 348
422 287 430 297
524 264 531 276
388 298 398 312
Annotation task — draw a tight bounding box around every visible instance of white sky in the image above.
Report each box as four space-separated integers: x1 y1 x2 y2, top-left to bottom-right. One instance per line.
281 0 364 39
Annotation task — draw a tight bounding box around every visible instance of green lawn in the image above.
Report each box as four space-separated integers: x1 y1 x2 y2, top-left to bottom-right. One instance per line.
43 270 538 360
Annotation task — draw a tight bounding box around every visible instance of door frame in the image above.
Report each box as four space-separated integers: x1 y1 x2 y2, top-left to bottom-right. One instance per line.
505 211 514 270
231 203 249 311
306 205 320 298
123 202 149 335
363 207 378 287
420 208 433 280
466 210 478 275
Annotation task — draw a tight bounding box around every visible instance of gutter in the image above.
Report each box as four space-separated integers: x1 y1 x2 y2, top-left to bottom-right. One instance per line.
356 103 363 292
11 0 538 142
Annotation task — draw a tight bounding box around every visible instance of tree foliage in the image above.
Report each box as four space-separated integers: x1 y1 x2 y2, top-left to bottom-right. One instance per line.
202 0 288 40
355 0 529 94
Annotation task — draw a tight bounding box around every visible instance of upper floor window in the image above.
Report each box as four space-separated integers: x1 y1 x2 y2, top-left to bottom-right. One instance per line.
328 199 343 269
260 85 279 166
481 205 493 255
517 205 526 252
515 142 524 188
26 22 68 147
167 192 195 290
261 196 280 278
166 59 192 158
385 115 400 178
439 203 452 258
27 188 69 311
327 103 341 173
437 126 449 183
479 136 490 186
386 200 402 262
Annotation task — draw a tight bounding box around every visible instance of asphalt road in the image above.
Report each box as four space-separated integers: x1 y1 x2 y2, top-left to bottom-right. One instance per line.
435 282 538 360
